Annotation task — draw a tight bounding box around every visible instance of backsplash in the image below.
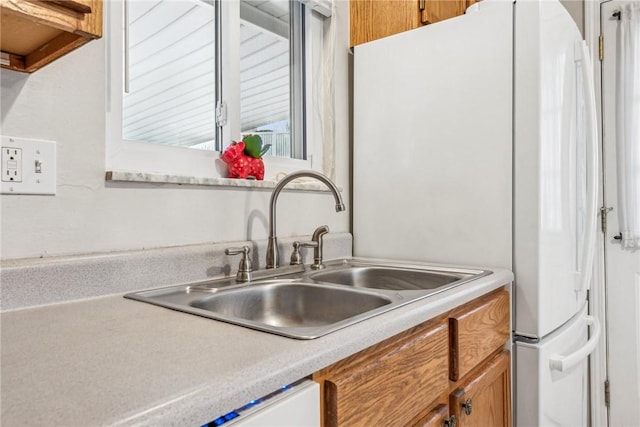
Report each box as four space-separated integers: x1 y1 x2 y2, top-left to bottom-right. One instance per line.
0 233 353 311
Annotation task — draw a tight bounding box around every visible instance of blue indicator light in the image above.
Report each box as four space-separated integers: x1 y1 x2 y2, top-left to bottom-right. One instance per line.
204 411 239 427
224 412 239 421
203 382 299 426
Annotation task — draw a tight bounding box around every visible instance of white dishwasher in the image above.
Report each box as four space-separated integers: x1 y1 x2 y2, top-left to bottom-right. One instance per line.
203 379 320 427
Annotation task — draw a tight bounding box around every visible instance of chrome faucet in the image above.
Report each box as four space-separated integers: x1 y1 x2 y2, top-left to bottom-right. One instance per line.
266 170 346 269
310 225 329 270
289 225 329 269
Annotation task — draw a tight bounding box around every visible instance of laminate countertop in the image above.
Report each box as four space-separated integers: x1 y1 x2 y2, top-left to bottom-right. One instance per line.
1 265 513 427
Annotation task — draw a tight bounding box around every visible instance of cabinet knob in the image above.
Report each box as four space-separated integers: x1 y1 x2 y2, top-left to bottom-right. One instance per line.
444 415 457 427
462 398 473 415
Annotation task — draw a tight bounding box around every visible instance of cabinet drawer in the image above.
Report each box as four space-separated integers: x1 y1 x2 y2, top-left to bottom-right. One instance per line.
314 318 449 427
449 290 510 381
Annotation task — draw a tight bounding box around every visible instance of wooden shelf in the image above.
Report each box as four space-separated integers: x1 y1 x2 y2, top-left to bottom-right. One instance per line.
1 0 102 73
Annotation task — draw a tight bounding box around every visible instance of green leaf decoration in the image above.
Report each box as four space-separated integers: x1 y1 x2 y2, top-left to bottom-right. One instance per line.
243 134 264 158
259 144 272 157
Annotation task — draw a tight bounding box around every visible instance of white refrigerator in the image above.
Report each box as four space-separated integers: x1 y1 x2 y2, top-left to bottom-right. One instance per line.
352 1 601 425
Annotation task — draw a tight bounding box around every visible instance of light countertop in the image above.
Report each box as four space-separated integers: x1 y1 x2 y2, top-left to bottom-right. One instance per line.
1 268 513 427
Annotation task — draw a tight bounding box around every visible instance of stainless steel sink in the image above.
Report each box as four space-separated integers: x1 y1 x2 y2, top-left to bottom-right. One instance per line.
125 258 491 339
191 283 391 328
310 262 487 291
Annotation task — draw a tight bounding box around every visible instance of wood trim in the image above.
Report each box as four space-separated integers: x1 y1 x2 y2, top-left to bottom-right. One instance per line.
24 32 87 72
75 0 101 38
1 0 84 34
0 51 25 71
49 0 92 14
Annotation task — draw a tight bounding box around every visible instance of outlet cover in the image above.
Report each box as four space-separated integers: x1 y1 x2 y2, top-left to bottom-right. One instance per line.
2 146 23 182
1 136 56 195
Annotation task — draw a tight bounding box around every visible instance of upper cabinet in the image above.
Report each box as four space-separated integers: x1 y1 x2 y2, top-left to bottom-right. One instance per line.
0 0 102 73
350 0 478 46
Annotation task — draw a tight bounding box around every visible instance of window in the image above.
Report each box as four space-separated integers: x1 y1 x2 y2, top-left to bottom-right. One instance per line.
106 0 327 180
123 0 217 150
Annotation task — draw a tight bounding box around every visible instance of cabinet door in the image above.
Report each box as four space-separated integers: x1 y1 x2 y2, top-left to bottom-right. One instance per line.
419 1 477 25
313 318 449 427
350 0 480 46
450 351 512 427
350 0 422 46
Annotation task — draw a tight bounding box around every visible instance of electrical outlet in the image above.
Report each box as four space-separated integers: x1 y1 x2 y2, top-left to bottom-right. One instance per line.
2 147 22 182
0 136 56 195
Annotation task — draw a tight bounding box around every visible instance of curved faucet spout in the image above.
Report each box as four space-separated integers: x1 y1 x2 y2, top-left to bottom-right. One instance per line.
266 170 346 269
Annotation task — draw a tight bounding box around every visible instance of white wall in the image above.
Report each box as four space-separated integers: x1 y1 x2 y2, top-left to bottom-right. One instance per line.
0 2 351 261
560 0 585 36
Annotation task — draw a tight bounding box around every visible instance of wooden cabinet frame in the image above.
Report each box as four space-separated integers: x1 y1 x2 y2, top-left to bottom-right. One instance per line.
1 0 102 72
349 0 480 46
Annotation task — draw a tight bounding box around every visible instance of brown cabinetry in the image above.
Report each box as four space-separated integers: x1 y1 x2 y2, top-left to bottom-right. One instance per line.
350 0 479 46
450 351 511 427
313 317 450 426
449 289 510 381
412 404 450 427
313 288 511 427
1 0 103 73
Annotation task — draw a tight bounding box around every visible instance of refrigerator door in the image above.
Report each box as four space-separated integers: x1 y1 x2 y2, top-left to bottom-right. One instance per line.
514 304 600 427
353 1 513 268
513 0 598 339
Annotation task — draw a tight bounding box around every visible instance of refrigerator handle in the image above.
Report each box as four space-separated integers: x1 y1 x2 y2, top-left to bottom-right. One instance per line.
549 315 601 372
575 40 599 292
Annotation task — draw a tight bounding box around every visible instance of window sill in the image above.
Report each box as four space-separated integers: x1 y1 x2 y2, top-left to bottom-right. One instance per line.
105 170 340 192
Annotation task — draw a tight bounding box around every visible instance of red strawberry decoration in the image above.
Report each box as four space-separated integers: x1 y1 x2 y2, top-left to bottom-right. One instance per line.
221 135 270 180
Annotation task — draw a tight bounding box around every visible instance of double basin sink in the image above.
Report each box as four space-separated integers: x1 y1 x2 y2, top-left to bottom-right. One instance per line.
125 259 490 339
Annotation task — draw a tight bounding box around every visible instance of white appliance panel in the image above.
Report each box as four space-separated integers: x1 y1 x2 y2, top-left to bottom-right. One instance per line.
353 1 513 269
353 0 595 339
514 304 600 427
229 380 320 427
513 0 597 338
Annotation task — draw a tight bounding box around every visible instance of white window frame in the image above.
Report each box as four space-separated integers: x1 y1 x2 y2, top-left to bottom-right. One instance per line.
106 0 325 181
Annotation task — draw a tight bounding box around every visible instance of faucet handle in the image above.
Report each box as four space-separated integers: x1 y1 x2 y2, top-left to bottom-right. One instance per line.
290 241 318 265
310 225 329 270
225 246 253 283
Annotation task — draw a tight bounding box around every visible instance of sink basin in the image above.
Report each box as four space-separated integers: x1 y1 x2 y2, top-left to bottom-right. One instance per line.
190 283 391 328
310 263 487 291
127 281 392 339
125 258 491 339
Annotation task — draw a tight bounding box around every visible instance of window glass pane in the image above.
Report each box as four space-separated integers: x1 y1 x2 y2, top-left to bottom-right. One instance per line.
239 0 294 158
123 0 217 150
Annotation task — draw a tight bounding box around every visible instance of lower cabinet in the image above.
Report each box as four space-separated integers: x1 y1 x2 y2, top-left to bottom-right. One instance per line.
450 351 511 427
313 288 511 427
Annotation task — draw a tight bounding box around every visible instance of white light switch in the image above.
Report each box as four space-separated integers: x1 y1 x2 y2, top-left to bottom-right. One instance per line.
1 136 56 195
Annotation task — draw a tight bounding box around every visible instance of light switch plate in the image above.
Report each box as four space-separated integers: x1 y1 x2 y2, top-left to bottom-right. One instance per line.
1 136 56 195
